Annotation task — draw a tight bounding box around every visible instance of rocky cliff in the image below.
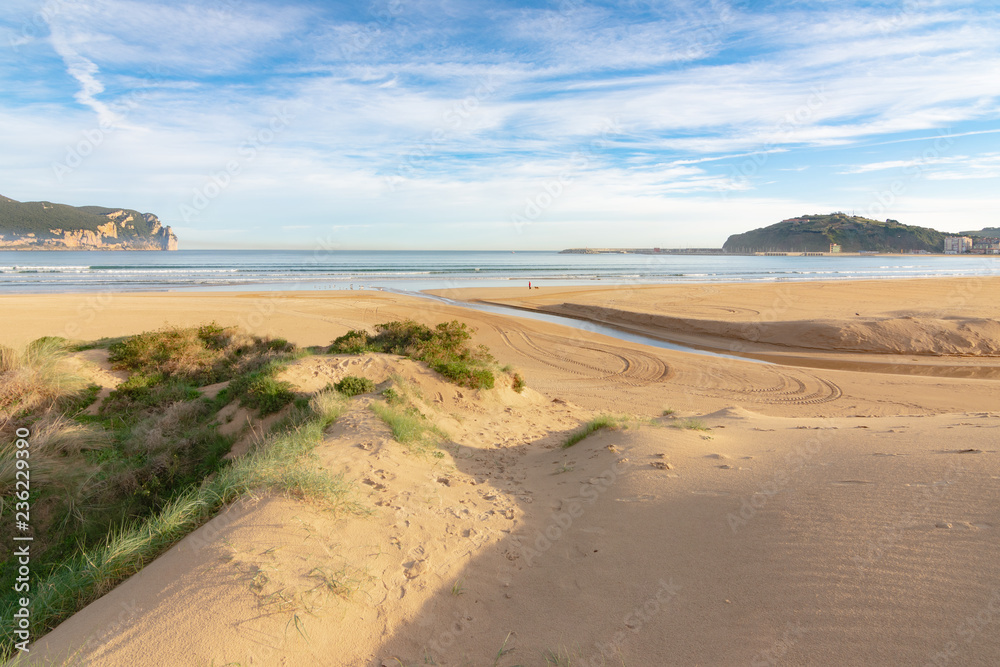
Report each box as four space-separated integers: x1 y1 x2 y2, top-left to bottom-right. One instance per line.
0 195 177 250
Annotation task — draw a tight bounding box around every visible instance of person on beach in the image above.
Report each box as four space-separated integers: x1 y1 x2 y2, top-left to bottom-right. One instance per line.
528 281 531 289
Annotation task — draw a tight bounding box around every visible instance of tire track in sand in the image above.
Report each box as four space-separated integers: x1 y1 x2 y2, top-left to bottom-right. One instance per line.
488 323 839 405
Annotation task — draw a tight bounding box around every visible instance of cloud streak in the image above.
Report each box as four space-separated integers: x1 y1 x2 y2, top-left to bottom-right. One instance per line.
0 0 997 247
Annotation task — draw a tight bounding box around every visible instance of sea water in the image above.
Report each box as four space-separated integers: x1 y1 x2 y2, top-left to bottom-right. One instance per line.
1 249 998 294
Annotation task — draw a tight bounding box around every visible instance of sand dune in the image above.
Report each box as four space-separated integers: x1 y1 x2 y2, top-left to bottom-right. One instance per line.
5 281 1000 665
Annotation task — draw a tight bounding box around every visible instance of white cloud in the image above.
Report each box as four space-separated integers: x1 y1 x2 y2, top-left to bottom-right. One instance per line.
839 153 1000 180
2 0 999 248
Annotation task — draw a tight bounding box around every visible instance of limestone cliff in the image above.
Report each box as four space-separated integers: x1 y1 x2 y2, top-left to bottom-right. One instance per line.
0 195 177 250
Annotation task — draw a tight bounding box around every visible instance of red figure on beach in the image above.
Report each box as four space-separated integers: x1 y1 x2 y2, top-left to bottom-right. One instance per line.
528 281 531 289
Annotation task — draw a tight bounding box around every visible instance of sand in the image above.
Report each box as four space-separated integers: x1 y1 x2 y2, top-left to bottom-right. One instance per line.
5 279 1000 666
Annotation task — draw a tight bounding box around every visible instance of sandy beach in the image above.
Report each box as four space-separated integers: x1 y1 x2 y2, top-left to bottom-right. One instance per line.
6 278 1000 665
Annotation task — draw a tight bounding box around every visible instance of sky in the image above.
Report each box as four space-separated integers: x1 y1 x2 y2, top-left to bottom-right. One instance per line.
1 0 998 250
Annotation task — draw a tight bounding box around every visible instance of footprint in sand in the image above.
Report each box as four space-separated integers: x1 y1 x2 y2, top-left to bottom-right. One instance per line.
403 559 427 579
935 522 978 530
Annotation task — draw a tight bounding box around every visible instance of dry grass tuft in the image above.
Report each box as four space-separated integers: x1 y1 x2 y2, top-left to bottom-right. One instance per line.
0 338 88 431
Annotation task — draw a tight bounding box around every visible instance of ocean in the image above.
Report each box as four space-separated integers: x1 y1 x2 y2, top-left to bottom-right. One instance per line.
1 249 999 294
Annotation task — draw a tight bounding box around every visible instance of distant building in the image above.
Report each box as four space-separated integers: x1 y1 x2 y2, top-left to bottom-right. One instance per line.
971 237 1000 254
829 243 842 253
944 236 972 254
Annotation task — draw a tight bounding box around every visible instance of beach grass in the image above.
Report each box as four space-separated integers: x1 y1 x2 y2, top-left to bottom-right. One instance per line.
673 418 710 431
562 414 628 448
369 378 448 455
0 384 355 660
0 326 356 660
0 337 89 428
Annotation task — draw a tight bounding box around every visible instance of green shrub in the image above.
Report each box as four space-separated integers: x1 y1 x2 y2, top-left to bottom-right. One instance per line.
329 330 371 355
328 320 500 390
229 370 295 416
334 375 376 397
101 376 201 416
511 372 526 393
107 323 296 388
431 361 495 389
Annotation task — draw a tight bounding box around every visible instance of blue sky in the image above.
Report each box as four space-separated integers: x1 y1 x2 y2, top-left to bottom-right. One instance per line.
1 0 998 249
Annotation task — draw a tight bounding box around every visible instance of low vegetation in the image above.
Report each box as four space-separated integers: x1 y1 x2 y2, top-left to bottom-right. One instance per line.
0 320 517 657
330 320 520 391
562 414 629 448
0 326 353 659
367 376 447 457
333 375 376 397
672 418 710 431
227 364 296 416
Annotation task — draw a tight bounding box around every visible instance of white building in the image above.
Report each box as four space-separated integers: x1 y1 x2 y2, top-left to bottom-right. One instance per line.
944 236 972 254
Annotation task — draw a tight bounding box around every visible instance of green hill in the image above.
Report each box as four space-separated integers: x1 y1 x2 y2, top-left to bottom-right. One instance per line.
958 227 1000 238
0 195 176 250
722 213 945 253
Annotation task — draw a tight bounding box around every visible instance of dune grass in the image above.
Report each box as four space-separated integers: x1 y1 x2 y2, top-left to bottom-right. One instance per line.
0 337 89 429
0 387 354 660
0 327 345 660
562 414 628 448
672 418 710 431
368 378 447 456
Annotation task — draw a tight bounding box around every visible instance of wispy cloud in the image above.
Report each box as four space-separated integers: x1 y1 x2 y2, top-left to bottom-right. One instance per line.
1 0 998 247
46 23 120 128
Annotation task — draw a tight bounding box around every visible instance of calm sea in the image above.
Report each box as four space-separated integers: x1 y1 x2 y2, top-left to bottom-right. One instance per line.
1 250 998 294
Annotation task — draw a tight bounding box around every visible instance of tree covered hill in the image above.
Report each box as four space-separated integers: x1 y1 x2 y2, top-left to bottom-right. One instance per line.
959 227 1000 238
0 194 176 250
722 213 946 253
